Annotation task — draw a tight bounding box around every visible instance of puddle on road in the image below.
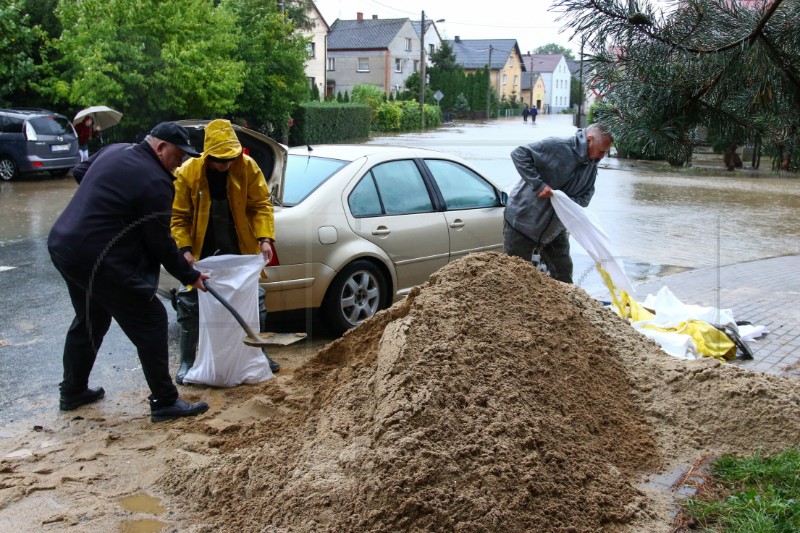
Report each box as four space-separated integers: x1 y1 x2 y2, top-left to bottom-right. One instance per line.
119 518 168 533
118 492 166 515
119 493 168 533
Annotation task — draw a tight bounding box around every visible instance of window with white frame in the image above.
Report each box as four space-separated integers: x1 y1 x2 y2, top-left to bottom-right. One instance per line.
405 38 412 51
413 60 419 72
327 58 335 71
395 58 402 73
307 42 315 58
502 74 507 85
358 57 369 72
514 75 518 86
429 43 434 55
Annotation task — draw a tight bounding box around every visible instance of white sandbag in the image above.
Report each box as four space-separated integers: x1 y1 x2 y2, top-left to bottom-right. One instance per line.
642 286 735 329
183 254 273 387
550 190 636 296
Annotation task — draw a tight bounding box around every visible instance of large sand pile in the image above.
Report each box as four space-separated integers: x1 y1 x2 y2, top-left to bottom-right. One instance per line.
161 252 800 532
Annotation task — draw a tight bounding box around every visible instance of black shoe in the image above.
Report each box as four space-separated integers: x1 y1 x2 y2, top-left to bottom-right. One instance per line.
60 387 105 411
263 351 281 373
150 398 209 422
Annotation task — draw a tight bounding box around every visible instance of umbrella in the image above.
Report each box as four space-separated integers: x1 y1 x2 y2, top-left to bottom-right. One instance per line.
73 105 123 130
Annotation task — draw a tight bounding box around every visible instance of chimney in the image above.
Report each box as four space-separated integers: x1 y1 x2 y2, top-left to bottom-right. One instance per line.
372 14 378 19
357 12 363 22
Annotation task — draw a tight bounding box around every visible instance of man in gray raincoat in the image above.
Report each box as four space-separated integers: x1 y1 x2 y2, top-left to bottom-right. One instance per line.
504 123 614 283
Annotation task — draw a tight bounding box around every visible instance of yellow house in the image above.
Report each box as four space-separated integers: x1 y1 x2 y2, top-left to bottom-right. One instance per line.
521 72 546 111
448 37 525 104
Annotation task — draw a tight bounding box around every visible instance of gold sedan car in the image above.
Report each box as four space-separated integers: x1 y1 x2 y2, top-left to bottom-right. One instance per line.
163 122 507 335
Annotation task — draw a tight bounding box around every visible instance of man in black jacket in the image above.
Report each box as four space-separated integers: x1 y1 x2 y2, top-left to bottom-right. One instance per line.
48 122 211 422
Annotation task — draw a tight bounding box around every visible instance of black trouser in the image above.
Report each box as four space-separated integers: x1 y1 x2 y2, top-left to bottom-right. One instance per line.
52 259 178 405
503 221 573 284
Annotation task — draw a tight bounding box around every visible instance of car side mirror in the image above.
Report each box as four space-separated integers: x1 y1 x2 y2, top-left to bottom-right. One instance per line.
499 191 508 207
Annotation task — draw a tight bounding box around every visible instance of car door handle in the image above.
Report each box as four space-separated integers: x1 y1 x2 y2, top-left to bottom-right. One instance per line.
372 226 391 236
449 219 465 229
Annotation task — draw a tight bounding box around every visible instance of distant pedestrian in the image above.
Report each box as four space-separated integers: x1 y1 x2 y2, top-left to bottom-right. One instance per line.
522 105 530 123
530 105 539 124
74 116 99 162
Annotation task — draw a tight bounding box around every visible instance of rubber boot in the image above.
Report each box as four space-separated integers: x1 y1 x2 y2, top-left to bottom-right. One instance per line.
262 349 280 373
176 354 195 385
175 289 199 385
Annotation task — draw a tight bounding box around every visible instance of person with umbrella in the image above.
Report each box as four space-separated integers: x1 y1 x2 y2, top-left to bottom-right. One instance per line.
73 106 123 161
74 116 100 162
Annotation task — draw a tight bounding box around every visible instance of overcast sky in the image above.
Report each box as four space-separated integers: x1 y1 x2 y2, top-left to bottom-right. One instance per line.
314 0 587 57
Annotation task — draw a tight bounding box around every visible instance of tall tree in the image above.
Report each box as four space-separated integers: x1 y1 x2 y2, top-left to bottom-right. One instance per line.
0 0 42 106
532 43 575 60
55 0 244 134
223 0 310 142
554 0 800 168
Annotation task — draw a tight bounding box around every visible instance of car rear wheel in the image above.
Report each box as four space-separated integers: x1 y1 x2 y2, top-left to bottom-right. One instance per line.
0 157 18 181
322 260 386 335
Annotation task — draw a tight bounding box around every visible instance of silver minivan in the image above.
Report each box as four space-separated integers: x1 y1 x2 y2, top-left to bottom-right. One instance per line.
0 108 81 181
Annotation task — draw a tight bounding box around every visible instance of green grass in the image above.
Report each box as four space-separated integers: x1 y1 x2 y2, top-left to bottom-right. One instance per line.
678 449 800 532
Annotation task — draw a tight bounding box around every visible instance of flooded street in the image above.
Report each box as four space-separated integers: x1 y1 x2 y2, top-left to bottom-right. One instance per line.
369 115 800 291
1 114 799 429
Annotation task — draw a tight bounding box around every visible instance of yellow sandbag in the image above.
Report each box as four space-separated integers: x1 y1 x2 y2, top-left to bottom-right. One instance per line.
596 264 736 361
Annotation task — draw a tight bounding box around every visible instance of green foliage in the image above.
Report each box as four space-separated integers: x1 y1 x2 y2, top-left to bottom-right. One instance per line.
350 83 386 118
430 40 459 72
336 91 343 103
310 83 320 102
0 1 42 106
680 449 800 531
453 93 470 117
554 0 800 169
288 102 370 145
343 90 350 103
533 43 575 60
225 0 309 143
373 101 403 131
55 0 245 135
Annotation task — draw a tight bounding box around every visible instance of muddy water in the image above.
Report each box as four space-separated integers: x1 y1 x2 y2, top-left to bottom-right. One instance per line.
369 115 800 292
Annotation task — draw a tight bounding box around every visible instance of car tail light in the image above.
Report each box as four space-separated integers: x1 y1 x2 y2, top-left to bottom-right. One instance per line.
265 241 279 266
33 162 44 168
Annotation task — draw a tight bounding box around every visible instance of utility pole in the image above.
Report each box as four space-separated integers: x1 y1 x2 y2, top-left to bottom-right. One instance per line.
529 60 534 108
486 45 492 119
420 10 425 129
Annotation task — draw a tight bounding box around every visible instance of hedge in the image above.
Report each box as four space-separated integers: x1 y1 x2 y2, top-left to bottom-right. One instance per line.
289 103 371 146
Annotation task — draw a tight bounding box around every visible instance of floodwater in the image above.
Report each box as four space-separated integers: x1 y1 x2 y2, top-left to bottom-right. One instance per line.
1 114 799 428
368 114 800 293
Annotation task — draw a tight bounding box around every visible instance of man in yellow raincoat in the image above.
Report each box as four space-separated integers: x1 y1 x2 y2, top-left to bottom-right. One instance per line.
171 119 278 384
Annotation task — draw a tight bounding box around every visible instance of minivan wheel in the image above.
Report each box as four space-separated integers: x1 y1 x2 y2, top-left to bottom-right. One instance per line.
0 157 18 181
322 260 386 336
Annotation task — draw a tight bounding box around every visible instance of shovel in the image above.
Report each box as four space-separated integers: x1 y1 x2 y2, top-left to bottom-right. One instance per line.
203 281 306 347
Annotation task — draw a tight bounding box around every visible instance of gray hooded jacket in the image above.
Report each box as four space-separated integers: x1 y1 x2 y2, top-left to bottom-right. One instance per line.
504 129 598 244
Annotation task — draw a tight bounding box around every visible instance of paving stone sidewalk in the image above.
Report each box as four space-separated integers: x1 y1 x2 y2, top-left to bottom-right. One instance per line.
634 254 800 376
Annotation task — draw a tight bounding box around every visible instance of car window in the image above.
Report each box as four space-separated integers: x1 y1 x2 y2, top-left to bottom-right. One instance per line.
28 116 73 136
1 116 24 134
349 175 383 217
284 154 348 206
369 160 434 215
425 159 499 209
